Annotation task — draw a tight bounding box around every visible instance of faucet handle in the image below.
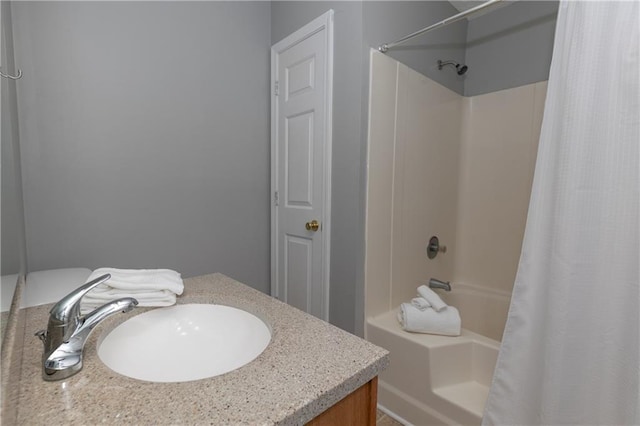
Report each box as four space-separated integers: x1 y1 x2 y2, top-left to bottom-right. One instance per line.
427 236 447 259
49 273 111 322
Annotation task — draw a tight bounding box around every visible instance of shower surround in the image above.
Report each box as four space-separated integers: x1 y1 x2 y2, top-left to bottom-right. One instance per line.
364 50 546 424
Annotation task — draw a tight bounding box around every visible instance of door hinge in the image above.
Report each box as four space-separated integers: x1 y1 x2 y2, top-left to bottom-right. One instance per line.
274 191 279 206
274 81 279 96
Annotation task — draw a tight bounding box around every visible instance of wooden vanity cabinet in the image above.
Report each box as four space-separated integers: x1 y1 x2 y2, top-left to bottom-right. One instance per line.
307 377 378 426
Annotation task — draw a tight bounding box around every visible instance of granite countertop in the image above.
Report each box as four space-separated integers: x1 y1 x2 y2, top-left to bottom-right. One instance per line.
11 273 389 425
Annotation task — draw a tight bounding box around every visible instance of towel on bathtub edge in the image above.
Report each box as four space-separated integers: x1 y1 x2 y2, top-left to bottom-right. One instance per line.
397 303 461 336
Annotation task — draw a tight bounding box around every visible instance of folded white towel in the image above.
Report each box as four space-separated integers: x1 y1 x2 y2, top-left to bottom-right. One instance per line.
81 290 177 313
417 285 448 312
80 268 184 313
397 303 461 336
86 268 184 294
411 297 431 311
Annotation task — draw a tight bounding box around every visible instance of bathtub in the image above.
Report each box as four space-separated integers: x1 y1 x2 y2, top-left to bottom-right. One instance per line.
23 268 92 308
367 310 500 425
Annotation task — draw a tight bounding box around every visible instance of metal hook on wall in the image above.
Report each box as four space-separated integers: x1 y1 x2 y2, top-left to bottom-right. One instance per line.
0 68 23 80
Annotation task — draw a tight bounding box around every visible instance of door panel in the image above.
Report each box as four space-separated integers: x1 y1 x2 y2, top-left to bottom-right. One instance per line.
285 234 313 312
285 112 314 207
286 56 315 100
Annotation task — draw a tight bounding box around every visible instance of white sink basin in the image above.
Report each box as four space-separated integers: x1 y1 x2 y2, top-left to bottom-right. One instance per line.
98 304 271 383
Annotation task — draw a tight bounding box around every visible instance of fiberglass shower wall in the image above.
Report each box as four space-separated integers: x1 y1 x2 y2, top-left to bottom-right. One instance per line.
365 50 546 341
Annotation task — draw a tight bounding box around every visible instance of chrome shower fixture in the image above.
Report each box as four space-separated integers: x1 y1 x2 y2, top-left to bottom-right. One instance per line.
437 60 468 75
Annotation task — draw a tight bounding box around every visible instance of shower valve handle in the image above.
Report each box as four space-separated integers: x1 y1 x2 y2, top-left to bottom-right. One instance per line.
427 236 447 259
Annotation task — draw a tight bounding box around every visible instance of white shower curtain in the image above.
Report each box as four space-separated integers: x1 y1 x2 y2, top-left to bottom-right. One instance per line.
483 1 639 425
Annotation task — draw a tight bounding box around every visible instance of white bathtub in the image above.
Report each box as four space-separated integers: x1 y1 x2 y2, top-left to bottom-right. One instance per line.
23 268 92 308
367 310 500 425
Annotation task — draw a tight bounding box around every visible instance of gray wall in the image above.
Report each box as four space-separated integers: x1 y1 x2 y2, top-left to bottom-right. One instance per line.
1 1 27 276
1 89 21 275
12 2 272 291
464 0 559 96
272 1 365 334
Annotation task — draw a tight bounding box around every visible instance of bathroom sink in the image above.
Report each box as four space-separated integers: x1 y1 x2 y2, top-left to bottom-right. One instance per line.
98 304 271 383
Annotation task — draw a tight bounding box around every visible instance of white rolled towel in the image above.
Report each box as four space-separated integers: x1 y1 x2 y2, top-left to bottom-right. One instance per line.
417 285 448 312
411 297 431 311
80 268 184 313
397 303 461 336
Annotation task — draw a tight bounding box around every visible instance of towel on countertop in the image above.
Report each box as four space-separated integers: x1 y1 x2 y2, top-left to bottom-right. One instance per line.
397 303 461 336
411 297 431 311
80 268 184 314
417 285 448 312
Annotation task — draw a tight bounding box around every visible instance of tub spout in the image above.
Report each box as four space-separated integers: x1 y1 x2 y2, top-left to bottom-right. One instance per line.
429 278 451 292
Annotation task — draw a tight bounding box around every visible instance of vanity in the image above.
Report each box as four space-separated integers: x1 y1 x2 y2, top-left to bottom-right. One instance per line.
2 273 389 425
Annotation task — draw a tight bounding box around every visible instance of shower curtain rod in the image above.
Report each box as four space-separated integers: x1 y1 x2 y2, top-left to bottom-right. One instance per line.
378 0 505 53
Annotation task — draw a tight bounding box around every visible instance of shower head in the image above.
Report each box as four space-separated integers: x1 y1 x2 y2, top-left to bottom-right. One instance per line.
437 60 468 76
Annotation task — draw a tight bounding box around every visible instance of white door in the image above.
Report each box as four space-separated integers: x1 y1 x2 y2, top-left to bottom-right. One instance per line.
271 11 333 320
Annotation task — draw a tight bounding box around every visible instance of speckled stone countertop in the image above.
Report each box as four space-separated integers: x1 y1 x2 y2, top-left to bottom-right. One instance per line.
12 273 389 425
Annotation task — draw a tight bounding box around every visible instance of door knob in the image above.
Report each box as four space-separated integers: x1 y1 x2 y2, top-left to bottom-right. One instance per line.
305 220 320 232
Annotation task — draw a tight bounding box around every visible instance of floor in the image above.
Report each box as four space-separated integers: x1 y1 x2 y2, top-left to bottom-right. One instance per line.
377 409 404 426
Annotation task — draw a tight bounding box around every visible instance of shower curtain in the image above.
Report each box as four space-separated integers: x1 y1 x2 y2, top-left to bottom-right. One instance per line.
483 1 639 425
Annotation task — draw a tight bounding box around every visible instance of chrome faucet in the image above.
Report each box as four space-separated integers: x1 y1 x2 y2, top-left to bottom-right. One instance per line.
429 278 451 292
35 274 138 381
